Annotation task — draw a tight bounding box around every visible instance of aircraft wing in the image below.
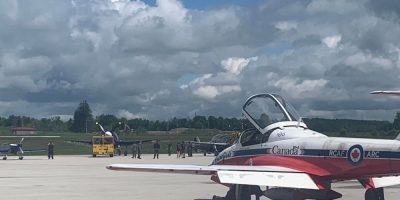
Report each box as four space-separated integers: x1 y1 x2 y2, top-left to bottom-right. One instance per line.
117 139 155 146
64 140 93 146
190 142 230 148
106 164 320 189
370 91 400 96
23 149 47 153
0 147 10 153
360 176 400 188
190 141 230 146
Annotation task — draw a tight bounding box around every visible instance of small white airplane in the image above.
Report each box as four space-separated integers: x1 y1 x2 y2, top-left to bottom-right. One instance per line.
108 93 400 200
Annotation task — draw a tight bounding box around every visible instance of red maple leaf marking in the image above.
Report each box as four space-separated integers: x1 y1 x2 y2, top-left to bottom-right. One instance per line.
351 149 360 159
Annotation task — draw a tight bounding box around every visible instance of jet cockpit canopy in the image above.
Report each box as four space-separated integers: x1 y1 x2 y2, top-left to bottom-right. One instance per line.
242 93 307 134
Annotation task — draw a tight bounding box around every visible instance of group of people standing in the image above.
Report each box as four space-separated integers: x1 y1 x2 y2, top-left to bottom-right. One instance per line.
128 140 193 159
127 140 193 159
176 142 193 158
130 140 161 159
131 142 142 159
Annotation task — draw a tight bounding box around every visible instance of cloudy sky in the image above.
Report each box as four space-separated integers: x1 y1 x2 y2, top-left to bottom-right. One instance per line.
1 0 400 121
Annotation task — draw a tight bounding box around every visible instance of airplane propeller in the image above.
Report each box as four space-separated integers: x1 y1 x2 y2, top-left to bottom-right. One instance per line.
18 138 24 155
96 122 106 134
96 122 113 136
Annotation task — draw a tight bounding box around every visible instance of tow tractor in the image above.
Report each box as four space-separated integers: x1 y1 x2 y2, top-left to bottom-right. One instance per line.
92 135 114 157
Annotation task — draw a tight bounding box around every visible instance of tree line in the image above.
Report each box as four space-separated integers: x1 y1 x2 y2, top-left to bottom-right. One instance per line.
1 101 400 136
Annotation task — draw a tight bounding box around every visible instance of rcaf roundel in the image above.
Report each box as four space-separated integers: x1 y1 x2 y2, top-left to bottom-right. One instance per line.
347 145 364 165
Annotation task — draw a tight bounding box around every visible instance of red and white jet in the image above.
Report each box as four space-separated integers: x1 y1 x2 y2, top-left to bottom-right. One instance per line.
107 93 400 200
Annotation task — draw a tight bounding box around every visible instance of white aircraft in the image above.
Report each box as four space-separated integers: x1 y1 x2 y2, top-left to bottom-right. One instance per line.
108 93 400 200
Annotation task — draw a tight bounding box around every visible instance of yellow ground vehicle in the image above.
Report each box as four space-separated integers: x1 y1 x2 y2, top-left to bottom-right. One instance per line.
92 135 114 157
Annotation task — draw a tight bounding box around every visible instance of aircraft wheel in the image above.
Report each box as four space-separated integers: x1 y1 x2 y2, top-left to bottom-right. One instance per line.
204 152 207 156
365 188 384 200
221 185 254 200
19 156 23 160
212 195 225 200
2 156 7 160
110 154 114 157
92 154 96 157
233 185 251 200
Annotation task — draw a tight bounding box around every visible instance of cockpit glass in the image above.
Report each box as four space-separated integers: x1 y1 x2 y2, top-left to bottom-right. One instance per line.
243 94 289 129
273 94 301 122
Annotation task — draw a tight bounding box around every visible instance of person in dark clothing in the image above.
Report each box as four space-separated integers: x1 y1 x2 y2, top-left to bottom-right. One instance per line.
167 143 172 156
132 144 137 158
188 143 193 157
180 142 186 158
123 146 128 156
176 143 181 158
116 146 122 156
48 141 54 159
137 142 142 159
153 140 160 159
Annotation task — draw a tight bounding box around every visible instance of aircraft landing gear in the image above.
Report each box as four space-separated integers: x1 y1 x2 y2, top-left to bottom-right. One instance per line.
18 156 23 160
365 188 385 200
2 155 7 160
212 184 262 200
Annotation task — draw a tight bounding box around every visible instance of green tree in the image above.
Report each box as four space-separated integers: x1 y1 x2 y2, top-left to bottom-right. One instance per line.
339 127 347 136
70 100 94 133
192 116 207 129
96 114 119 130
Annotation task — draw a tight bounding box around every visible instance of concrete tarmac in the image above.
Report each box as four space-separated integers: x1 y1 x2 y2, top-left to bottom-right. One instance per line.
0 154 398 200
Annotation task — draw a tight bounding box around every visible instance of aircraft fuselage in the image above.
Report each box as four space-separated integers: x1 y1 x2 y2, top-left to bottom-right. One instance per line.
213 126 400 183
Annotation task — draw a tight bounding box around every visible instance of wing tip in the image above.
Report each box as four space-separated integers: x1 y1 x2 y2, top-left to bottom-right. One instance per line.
106 164 120 170
370 91 381 94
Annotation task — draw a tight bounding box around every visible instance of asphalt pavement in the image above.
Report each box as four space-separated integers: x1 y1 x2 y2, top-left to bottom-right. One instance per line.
0 154 398 200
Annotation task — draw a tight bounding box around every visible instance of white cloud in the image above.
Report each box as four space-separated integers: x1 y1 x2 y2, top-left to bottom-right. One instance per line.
180 74 213 89
0 1 18 21
274 78 328 98
275 21 297 31
117 109 141 119
0 0 399 121
221 56 258 75
193 85 219 100
344 53 393 70
193 85 241 100
322 35 342 48
0 53 52 92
